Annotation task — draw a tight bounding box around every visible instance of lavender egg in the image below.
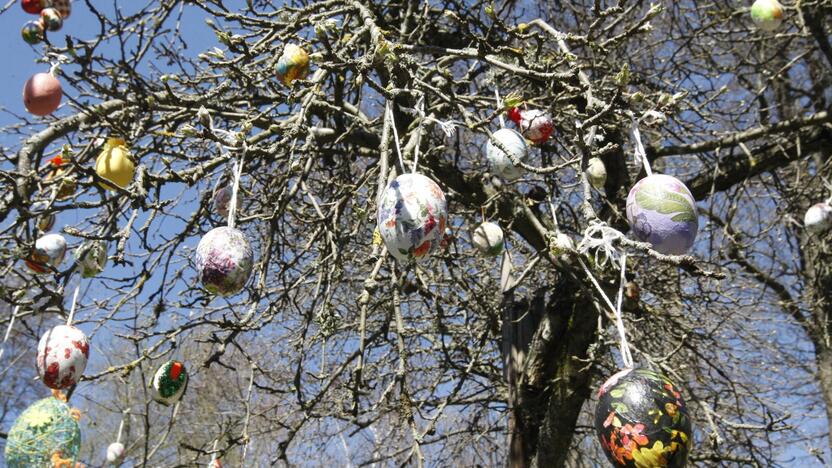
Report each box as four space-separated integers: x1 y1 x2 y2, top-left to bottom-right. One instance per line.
804 202 832 234
626 174 698 255
486 129 527 180
195 226 253 296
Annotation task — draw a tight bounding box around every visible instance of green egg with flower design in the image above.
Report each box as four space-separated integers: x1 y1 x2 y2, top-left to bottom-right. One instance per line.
594 368 693 467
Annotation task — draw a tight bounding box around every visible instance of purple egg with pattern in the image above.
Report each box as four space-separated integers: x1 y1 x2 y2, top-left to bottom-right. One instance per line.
377 173 448 262
626 174 698 255
195 226 253 296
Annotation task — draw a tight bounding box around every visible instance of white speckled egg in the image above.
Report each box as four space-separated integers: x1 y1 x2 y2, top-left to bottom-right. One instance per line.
36 324 89 390
376 173 448 262
486 129 527 180
195 227 253 296
472 221 504 256
106 442 125 465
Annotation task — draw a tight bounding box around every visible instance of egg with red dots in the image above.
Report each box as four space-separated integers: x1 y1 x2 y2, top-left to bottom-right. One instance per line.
36 324 89 390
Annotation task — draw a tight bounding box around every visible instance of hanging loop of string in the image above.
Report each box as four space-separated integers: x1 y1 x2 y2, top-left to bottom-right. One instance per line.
494 88 506 129
577 254 634 369
66 283 81 326
412 97 425 174
227 144 246 230
386 101 406 173
0 306 19 362
577 220 625 268
628 112 653 177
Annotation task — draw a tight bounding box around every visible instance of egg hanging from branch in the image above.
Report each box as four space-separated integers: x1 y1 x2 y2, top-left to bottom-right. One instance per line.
472 221 504 256
21 21 44 44
45 155 76 200
4 396 81 468
23 72 62 116
39 7 62 31
195 226 253 296
586 157 607 189
36 324 90 390
276 43 310 86
804 202 832 234
21 0 46 15
95 138 135 190
625 174 698 255
150 360 188 406
377 173 448 262
751 0 784 32
212 185 242 220
507 107 554 145
74 240 107 278
25 233 67 274
50 0 71 19
106 442 125 465
595 368 693 467
486 129 527 180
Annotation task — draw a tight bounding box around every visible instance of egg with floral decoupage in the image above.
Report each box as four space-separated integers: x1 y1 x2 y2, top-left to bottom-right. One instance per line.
751 0 784 32
4 396 81 468
212 185 242 220
472 221 504 256
25 233 67 274
377 173 448 262
486 129 527 180
150 360 188 406
36 324 89 390
276 43 310 85
21 20 44 44
39 7 62 31
626 174 698 255
804 202 832 234
507 107 554 144
595 368 693 468
195 226 253 296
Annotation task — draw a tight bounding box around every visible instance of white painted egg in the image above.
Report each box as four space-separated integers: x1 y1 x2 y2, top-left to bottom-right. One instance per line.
804 202 832 234
106 442 125 464
25 233 67 274
586 157 607 189
472 221 504 256
486 129 527 180
36 324 89 390
195 227 253 296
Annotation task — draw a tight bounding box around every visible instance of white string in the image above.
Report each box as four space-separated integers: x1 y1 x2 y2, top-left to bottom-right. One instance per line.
628 112 653 177
227 147 246 230
494 88 505 129
412 97 424 174
66 283 80 326
0 306 19 362
386 101 406 172
116 418 125 444
577 221 624 268
211 438 219 463
577 256 634 369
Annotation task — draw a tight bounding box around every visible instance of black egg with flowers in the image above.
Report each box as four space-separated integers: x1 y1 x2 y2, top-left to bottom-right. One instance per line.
594 368 692 467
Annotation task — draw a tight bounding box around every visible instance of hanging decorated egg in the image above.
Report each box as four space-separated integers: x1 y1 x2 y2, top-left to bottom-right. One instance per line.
37 211 56 232
212 185 242 220
21 0 46 14
25 233 67 274
486 129 527 180
23 72 62 116
21 20 45 44
95 138 135 190
625 174 698 255
751 0 784 32
276 43 310 86
507 107 554 144
45 155 76 200
195 226 253 296
549 231 574 256
595 368 692 467
376 173 448 262
472 221 504 256
50 0 70 18
4 396 81 468
74 240 107 278
150 360 188 406
36 324 89 390
586 157 607 189
209 459 223 468
804 202 832 234
39 7 63 31
106 442 125 465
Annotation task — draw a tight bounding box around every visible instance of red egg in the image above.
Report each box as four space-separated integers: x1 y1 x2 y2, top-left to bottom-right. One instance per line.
21 0 44 14
23 73 62 116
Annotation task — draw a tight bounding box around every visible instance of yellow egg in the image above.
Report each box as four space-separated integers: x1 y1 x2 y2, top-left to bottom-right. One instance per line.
95 138 135 190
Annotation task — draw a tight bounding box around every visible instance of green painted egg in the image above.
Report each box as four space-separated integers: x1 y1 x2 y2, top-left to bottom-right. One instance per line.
150 360 188 406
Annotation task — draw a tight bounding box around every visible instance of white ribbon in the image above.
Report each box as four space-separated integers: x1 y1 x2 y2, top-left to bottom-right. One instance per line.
628 112 653 177
577 221 624 268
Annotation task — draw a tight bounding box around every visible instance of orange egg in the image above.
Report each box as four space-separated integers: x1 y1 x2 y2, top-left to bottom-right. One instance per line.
23 73 62 116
